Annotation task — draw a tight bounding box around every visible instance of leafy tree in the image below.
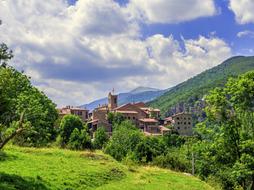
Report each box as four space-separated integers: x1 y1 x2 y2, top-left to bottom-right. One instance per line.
0 43 13 67
59 115 83 147
0 44 58 147
93 127 109 149
104 121 142 161
195 71 254 190
134 136 165 163
107 112 125 126
68 128 92 150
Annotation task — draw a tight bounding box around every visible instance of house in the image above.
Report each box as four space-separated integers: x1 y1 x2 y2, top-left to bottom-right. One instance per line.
59 106 89 122
87 91 170 136
168 112 193 136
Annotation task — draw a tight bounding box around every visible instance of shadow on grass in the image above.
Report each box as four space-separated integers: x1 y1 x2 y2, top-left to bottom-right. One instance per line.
0 151 17 162
0 173 49 190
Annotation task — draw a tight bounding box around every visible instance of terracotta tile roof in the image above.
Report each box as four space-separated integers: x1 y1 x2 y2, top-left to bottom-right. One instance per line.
159 125 171 131
116 110 138 114
139 118 158 123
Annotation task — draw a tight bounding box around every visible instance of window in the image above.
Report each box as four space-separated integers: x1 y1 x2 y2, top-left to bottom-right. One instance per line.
177 117 179 120
133 117 135 119
184 122 186 125
177 127 180 130
178 122 180 124
128 117 131 119
188 122 191 124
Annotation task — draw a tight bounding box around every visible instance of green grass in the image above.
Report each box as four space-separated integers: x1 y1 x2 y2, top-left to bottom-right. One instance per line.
0 146 213 190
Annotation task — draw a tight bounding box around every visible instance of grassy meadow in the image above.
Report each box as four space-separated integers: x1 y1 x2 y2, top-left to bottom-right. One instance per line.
0 146 213 190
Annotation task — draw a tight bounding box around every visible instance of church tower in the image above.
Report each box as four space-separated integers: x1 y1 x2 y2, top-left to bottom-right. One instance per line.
108 91 118 111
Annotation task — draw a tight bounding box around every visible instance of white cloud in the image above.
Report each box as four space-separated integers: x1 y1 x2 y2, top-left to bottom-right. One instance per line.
237 30 254 38
0 0 231 107
229 0 254 24
127 0 217 24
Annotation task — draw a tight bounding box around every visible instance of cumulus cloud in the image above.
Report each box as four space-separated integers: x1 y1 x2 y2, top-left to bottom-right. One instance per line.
237 30 254 38
127 0 217 24
0 0 231 106
229 0 254 24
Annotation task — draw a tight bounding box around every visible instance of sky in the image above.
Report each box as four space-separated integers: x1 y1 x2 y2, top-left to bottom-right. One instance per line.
0 0 254 107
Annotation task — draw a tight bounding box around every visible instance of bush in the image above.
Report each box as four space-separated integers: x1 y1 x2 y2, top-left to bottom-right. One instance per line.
59 115 83 147
153 147 191 172
93 127 109 149
134 136 166 163
104 121 142 161
68 128 92 150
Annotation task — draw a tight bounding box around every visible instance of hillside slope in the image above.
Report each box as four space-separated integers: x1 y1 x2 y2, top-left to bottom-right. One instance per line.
0 146 213 190
149 56 254 116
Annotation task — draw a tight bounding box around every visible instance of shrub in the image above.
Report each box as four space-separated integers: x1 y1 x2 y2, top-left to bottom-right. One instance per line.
68 128 92 150
59 115 83 147
93 127 109 149
104 121 142 161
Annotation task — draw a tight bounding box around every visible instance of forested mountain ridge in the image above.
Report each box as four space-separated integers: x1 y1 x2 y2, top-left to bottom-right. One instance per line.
149 56 254 117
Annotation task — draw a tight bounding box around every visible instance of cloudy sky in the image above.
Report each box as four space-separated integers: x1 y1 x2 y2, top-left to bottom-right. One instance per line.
0 0 254 107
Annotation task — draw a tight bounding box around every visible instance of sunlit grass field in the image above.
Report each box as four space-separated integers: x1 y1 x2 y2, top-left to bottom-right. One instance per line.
0 146 213 190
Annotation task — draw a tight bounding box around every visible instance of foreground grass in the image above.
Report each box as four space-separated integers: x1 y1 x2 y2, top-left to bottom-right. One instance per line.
0 146 213 190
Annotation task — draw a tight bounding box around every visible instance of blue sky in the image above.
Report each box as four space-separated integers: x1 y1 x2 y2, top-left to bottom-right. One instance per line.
0 0 254 106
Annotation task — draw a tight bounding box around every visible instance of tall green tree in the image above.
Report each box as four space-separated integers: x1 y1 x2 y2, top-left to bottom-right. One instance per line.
59 114 83 147
0 44 58 147
195 71 254 190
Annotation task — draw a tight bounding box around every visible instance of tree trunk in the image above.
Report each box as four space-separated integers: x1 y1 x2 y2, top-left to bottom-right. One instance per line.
0 111 25 149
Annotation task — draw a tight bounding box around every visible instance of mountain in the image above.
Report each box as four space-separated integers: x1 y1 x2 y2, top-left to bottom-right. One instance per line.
148 56 254 117
80 86 168 111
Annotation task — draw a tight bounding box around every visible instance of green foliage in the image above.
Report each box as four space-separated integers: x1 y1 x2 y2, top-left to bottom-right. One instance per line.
93 127 109 149
0 146 213 190
153 147 191 172
0 44 58 147
194 71 254 190
149 56 254 116
104 121 143 161
134 136 165 163
0 43 13 67
59 114 83 147
107 112 125 126
162 133 186 148
68 128 92 150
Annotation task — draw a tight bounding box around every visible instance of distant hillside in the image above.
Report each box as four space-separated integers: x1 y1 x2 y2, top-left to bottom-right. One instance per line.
149 56 254 117
80 86 168 111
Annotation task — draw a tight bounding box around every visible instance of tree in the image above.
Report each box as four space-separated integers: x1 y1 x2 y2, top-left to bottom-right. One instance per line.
0 112 29 149
0 43 13 67
59 115 83 147
0 44 58 147
104 121 142 161
93 127 109 149
195 71 254 190
68 128 92 150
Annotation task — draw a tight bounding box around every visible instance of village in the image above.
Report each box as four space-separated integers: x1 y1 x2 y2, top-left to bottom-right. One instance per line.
59 91 193 137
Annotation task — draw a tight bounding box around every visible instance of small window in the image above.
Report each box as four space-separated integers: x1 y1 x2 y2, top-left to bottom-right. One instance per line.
188 122 191 124
178 122 180 124
177 127 180 130
133 117 135 119
177 117 179 120
128 117 131 119
184 122 186 125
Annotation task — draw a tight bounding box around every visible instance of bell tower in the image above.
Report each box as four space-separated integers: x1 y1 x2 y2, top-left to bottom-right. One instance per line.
108 91 118 111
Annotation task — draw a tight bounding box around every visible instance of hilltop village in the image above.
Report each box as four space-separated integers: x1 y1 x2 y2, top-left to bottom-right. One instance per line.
59 91 193 137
